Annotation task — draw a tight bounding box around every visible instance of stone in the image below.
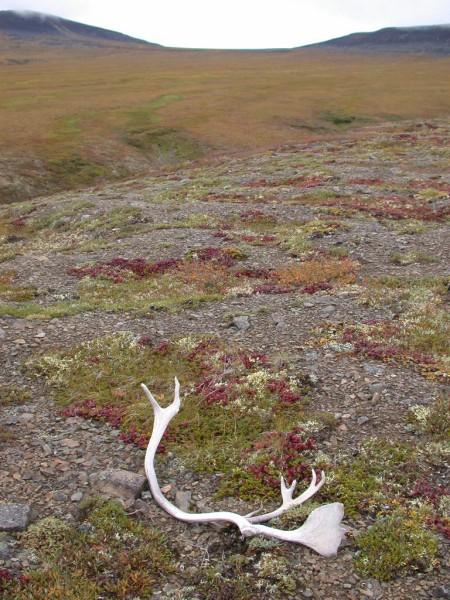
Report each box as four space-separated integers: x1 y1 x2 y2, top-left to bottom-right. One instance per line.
0 533 12 559
71 491 83 502
363 363 385 376
175 490 192 512
53 491 68 502
435 585 450 599
0 503 31 531
232 315 250 331
357 416 370 426
90 469 147 500
369 382 386 394
60 438 80 448
0 327 5 340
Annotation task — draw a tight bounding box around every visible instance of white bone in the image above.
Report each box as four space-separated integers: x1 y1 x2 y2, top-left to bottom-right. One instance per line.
142 377 346 556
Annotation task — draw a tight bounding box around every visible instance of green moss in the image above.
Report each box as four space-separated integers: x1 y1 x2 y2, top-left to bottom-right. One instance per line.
0 301 90 319
407 396 450 440
126 127 204 164
0 384 31 406
326 439 417 516
5 499 174 599
389 251 437 265
47 155 109 188
354 509 439 581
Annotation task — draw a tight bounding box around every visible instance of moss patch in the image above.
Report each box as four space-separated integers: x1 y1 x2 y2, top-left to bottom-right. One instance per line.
354 508 439 581
2 499 173 599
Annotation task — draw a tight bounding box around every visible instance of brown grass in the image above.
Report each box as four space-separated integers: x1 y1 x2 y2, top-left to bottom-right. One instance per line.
1 42 449 200
276 258 358 286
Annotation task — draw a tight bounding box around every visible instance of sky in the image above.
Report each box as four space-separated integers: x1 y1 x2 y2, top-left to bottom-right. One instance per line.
1 0 450 48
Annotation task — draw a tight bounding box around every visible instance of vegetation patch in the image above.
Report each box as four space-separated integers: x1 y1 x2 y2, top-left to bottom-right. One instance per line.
1 499 174 599
354 508 439 581
316 276 449 379
29 332 340 499
0 270 37 302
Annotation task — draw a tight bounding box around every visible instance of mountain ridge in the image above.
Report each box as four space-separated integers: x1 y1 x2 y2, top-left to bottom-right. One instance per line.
0 10 161 47
304 24 450 54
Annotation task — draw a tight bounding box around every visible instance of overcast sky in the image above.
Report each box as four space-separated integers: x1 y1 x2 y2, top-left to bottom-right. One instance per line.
1 0 449 48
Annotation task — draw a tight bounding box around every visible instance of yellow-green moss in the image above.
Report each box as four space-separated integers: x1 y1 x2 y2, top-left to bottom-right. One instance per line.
354 508 439 581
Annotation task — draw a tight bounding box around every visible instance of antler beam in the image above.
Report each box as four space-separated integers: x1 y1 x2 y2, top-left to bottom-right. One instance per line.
142 377 345 556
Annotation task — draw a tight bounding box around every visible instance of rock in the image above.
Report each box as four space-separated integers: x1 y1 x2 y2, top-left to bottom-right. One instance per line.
357 416 370 426
53 491 68 502
18 413 34 424
312 295 336 305
435 585 450 599
272 313 285 327
60 438 80 448
321 305 336 315
232 315 250 331
369 382 386 394
0 533 12 559
0 503 31 531
175 490 192 512
363 363 385 376
0 327 5 340
90 469 147 500
71 491 83 502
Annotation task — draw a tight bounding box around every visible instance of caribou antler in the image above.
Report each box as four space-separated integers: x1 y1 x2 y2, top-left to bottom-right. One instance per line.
142 378 346 556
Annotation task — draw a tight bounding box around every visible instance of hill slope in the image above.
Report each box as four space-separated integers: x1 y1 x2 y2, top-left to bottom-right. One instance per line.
0 10 160 47
306 25 450 54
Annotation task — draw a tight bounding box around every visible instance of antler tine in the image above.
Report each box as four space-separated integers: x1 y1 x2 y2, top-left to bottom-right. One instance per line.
141 383 162 413
247 469 324 524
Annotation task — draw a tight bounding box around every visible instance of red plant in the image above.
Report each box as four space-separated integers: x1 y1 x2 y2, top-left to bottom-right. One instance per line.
302 282 333 294
266 379 301 404
68 256 180 282
0 569 29 593
247 428 316 489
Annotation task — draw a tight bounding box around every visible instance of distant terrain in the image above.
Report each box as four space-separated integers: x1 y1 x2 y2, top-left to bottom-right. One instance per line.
307 24 450 54
0 10 157 47
0 11 449 205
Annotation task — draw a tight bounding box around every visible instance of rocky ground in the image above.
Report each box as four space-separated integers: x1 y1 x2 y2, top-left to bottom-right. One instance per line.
0 119 449 599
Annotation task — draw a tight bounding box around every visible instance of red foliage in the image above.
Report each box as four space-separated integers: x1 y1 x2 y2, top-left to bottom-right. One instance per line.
343 325 437 366
240 234 277 244
410 479 450 507
62 399 124 428
247 428 316 489
302 282 333 294
0 569 29 592
190 247 237 267
137 335 153 347
68 257 180 282
213 230 233 241
10 217 27 228
266 378 301 404
238 350 269 370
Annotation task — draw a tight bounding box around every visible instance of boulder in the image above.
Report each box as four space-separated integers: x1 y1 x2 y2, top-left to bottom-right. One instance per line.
0 503 31 531
90 469 147 500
